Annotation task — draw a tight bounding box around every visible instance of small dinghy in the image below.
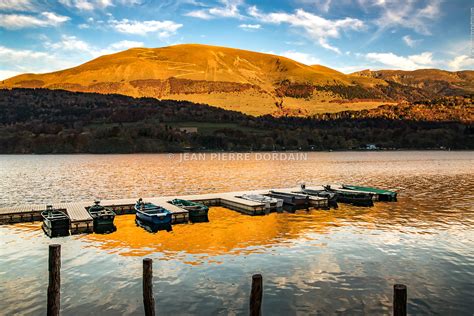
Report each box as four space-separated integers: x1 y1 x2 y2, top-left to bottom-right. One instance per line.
170 199 209 222
342 184 397 202
135 198 172 226
324 185 374 207
41 205 70 237
87 200 116 233
267 191 310 209
299 185 338 209
241 194 284 212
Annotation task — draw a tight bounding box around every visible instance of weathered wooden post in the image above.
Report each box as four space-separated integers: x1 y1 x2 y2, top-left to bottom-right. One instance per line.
250 274 263 316
393 284 407 316
47 244 61 316
143 258 155 316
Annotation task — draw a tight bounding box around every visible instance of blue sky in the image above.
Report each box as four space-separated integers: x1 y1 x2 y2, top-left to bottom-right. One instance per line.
0 0 473 79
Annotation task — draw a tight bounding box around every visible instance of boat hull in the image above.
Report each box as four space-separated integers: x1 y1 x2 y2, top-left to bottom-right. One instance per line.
136 210 172 225
342 184 397 202
135 218 172 233
170 199 209 222
41 210 70 237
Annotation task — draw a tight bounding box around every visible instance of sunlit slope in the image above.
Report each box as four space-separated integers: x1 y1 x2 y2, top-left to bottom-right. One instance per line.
2 44 472 116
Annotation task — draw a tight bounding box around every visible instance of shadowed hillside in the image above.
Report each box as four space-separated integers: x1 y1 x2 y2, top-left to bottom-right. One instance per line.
0 88 471 153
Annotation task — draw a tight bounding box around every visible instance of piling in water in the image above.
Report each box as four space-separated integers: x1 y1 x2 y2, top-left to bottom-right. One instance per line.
393 284 407 316
47 244 61 316
143 258 155 316
250 274 263 316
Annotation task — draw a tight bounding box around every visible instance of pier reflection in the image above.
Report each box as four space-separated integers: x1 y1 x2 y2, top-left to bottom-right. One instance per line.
82 207 341 258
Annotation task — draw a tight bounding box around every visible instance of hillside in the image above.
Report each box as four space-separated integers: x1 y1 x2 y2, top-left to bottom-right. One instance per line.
0 89 472 153
1 44 473 116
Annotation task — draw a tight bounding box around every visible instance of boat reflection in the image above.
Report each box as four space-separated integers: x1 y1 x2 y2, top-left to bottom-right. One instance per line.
82 207 341 258
135 218 172 233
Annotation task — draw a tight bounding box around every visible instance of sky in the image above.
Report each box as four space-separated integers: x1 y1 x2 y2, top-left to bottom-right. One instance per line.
0 0 473 80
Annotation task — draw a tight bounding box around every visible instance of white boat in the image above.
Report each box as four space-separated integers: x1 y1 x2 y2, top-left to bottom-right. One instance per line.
241 194 284 211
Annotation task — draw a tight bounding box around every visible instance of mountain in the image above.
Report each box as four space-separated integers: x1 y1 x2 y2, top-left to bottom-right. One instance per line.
1 44 473 116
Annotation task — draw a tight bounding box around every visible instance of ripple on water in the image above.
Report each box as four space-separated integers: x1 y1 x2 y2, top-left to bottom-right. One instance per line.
0 151 473 315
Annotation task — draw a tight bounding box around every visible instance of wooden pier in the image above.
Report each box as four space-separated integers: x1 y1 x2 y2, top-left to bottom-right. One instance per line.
0 186 329 235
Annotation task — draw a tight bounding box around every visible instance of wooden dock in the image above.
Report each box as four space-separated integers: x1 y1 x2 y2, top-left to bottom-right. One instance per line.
0 186 329 235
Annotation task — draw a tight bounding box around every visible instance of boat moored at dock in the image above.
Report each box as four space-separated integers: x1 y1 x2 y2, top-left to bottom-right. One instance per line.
135 198 172 227
342 184 397 201
41 205 70 237
324 185 374 207
170 199 209 222
298 185 338 209
240 194 284 213
267 191 310 210
87 200 116 233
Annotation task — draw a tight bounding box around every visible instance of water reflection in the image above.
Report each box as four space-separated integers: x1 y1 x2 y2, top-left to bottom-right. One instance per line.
0 152 473 315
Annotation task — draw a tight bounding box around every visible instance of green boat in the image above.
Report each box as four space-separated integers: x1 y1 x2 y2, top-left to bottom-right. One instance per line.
342 184 397 202
170 199 209 222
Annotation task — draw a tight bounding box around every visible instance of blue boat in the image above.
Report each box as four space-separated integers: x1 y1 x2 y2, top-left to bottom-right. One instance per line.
134 198 172 225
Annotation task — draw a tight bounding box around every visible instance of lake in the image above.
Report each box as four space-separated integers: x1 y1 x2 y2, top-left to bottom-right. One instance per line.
0 151 473 315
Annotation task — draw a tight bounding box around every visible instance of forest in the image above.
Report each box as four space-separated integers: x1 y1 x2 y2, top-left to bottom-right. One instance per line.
0 88 472 153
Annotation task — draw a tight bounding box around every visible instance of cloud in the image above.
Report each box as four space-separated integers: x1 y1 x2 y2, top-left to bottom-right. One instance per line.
0 45 75 79
110 18 183 37
295 0 332 13
45 35 144 57
0 0 36 11
402 35 422 48
238 23 261 30
248 6 364 54
0 70 22 80
185 0 243 19
279 50 320 65
0 12 69 29
447 55 474 71
58 0 113 10
366 0 442 36
365 51 434 70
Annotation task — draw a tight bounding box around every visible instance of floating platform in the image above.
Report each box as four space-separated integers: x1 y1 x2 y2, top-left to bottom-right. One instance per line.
0 187 329 235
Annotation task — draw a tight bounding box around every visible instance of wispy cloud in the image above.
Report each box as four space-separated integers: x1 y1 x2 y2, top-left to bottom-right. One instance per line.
402 35 422 48
110 18 183 37
58 0 140 11
0 0 37 11
366 0 443 36
45 35 144 57
185 0 243 19
248 6 364 54
0 12 70 29
238 23 261 30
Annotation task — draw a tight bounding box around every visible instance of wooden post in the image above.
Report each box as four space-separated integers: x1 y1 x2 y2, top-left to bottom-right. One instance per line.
393 284 407 316
47 244 61 316
143 258 155 316
250 274 263 316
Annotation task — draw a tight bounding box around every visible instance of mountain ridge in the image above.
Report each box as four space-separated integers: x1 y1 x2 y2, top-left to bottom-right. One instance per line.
1 44 473 116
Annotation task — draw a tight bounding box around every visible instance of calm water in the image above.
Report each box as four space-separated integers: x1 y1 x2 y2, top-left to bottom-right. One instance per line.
0 152 473 315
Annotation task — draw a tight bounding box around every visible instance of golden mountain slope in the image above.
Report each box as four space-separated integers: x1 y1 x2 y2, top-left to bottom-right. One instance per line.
2 44 472 116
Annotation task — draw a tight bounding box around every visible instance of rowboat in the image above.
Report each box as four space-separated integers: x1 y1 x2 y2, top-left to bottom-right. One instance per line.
87 200 116 233
324 185 374 207
241 194 284 211
41 205 70 237
298 188 338 208
342 184 397 201
268 191 309 207
135 198 172 226
170 199 209 222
